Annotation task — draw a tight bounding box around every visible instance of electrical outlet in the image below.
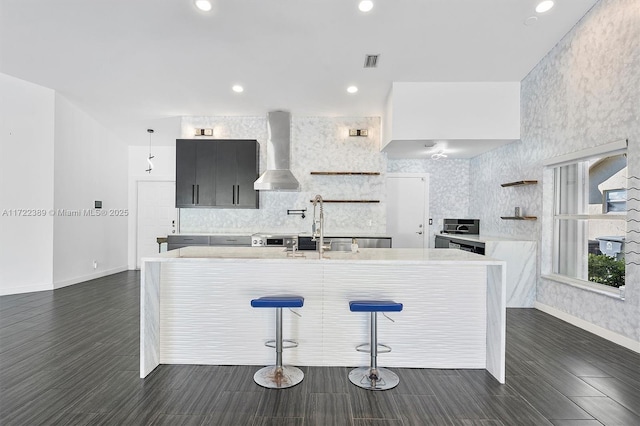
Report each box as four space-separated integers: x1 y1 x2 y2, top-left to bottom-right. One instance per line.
93 260 98 269
368 219 372 226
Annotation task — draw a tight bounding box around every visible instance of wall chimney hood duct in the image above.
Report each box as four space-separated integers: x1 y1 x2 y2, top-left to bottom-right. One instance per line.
254 111 300 191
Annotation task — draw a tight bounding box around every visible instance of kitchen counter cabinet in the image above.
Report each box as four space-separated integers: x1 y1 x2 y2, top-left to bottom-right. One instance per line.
436 234 536 307
167 234 252 250
140 247 506 383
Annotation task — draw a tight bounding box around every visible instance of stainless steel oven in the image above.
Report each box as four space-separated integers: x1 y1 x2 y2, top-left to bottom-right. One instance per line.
251 234 298 249
441 218 480 235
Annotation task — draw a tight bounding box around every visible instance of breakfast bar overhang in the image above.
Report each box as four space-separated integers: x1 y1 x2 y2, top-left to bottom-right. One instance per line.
140 247 507 383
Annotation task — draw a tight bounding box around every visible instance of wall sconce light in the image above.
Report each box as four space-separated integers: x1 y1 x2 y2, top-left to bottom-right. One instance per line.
146 129 155 173
349 129 368 137
195 128 214 136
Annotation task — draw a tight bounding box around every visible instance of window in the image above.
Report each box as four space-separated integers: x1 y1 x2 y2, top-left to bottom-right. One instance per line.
551 146 627 289
603 188 626 213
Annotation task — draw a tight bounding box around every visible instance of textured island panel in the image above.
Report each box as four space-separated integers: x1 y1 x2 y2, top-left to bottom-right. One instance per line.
323 263 487 369
140 247 506 382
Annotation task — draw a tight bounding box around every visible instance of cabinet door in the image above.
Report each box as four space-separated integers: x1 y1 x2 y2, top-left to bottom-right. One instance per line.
195 142 216 206
175 140 197 207
234 140 259 208
214 141 237 207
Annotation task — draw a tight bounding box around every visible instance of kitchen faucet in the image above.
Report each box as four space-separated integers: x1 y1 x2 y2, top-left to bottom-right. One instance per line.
311 194 325 257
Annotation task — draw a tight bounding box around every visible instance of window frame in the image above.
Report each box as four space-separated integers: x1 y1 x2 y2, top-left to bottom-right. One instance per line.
543 139 628 297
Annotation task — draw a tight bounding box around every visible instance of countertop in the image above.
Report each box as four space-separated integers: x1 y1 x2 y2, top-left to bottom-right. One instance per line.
170 233 392 238
436 234 535 243
142 246 503 265
297 233 391 239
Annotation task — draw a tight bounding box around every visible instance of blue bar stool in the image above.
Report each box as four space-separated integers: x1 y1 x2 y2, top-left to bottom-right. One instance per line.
251 296 304 389
348 300 403 391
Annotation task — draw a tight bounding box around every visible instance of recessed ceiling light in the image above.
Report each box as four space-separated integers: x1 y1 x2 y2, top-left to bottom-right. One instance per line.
358 1 374 12
347 86 358 94
232 85 244 93
535 1 554 13
195 0 212 12
524 16 538 26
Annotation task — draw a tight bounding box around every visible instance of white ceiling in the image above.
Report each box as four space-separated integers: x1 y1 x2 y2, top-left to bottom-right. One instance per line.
0 0 597 156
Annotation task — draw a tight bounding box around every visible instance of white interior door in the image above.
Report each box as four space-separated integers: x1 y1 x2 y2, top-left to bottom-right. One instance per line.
136 181 178 269
386 173 430 248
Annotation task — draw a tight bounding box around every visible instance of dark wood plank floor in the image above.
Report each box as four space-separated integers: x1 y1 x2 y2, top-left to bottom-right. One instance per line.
1 271 639 425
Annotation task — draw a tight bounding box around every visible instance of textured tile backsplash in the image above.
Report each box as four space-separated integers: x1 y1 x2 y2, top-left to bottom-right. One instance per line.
179 116 387 235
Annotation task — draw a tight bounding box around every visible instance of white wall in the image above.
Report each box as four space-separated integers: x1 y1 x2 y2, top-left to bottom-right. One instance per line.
0 73 55 295
469 0 639 344
52 95 129 288
0 73 130 295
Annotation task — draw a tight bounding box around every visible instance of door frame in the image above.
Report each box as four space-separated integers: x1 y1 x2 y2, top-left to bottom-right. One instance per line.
386 173 430 248
135 179 178 269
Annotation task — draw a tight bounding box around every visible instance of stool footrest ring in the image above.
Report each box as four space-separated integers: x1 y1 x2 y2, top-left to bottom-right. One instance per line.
355 343 392 354
265 339 298 349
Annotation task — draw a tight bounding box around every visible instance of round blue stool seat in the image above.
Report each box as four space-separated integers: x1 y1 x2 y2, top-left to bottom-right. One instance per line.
348 299 402 391
251 296 304 309
349 300 403 313
251 295 304 389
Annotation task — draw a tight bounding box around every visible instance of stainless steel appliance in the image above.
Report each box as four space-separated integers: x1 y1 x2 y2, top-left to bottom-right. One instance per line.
446 239 485 255
253 111 300 191
297 236 392 251
441 218 480 235
251 233 298 249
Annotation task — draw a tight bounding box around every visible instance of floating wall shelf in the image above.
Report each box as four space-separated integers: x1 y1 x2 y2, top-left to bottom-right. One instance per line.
310 172 380 175
501 216 537 221
501 180 538 187
309 200 380 203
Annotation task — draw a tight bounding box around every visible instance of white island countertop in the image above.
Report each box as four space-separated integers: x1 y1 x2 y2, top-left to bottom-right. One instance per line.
144 246 503 264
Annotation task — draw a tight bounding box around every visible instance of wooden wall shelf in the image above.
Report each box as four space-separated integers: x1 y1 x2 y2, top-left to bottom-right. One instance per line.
310 172 380 175
309 200 380 203
501 216 537 221
501 180 538 187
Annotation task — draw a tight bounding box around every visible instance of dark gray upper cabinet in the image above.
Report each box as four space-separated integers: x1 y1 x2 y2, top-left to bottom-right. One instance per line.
214 140 260 208
175 139 259 208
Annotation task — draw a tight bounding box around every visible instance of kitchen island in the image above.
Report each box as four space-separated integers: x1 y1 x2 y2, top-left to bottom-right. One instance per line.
140 247 506 383
435 234 536 307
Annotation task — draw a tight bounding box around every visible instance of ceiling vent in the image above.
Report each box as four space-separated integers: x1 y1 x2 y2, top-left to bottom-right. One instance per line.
364 54 380 68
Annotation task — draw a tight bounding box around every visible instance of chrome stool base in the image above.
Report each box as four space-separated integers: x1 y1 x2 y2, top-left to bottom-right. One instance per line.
254 365 304 389
348 366 399 391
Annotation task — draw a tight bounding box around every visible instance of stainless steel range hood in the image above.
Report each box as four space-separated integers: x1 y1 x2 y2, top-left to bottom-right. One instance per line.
254 111 300 191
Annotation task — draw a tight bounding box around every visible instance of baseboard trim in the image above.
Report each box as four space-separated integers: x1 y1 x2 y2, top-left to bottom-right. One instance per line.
54 266 129 290
534 302 640 353
0 283 53 296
